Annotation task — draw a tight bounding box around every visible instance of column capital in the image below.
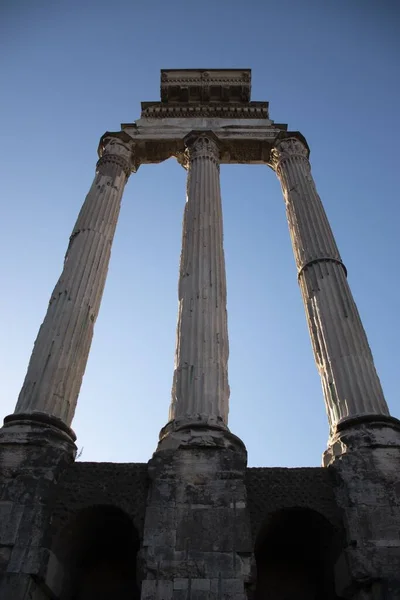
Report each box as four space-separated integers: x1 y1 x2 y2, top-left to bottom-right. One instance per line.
97 131 140 176
269 133 309 171
183 130 221 167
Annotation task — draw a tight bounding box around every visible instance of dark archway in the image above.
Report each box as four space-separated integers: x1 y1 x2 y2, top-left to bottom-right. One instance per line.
254 507 342 600
54 504 141 600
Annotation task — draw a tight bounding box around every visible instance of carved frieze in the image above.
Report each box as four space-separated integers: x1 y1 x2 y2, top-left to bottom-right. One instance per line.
139 140 183 165
222 140 271 164
112 136 280 166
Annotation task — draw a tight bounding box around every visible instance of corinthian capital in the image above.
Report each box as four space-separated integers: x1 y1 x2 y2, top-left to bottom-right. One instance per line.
97 132 139 177
270 135 309 171
184 131 221 167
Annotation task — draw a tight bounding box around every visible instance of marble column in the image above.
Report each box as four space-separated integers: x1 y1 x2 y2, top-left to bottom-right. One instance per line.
14 134 136 427
271 136 390 431
168 132 230 431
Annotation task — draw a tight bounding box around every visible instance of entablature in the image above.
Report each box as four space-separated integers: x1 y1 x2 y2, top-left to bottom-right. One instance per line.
100 69 308 169
99 126 307 168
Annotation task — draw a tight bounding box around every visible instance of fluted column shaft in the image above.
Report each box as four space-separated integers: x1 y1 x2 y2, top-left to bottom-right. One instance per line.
169 133 229 428
271 136 389 430
15 135 135 427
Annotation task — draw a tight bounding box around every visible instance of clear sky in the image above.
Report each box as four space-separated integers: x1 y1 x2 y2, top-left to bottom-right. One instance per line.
1 0 399 467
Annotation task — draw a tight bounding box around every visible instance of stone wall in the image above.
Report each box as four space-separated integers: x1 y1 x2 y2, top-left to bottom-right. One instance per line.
50 461 149 540
246 466 343 544
3 435 399 599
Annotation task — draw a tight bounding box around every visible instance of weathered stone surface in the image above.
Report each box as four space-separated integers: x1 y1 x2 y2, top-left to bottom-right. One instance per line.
1 68 399 599
141 441 250 600
50 461 149 541
121 70 288 169
166 133 230 435
14 135 137 427
327 420 400 597
270 136 389 431
159 69 252 105
0 419 76 598
0 573 47 600
246 466 344 545
142 579 173 600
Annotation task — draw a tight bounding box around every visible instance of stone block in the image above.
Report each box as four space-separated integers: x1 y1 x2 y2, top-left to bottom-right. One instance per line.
0 502 24 545
233 508 253 553
373 447 400 479
149 480 176 506
190 551 234 577
142 579 173 600
173 578 189 590
176 480 246 508
210 578 220 594
210 577 244 600
221 578 245 599
158 558 205 579
0 572 41 600
7 545 50 576
176 508 235 552
191 591 211 600
0 546 11 572
156 580 174 600
141 580 157 600
172 591 187 600
143 528 176 549
43 550 64 599
237 552 252 581
14 504 49 547
173 576 214 600
191 578 211 590
144 506 176 531
344 505 400 545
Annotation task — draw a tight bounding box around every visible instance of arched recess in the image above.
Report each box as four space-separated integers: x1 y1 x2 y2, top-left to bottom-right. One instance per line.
254 507 343 600
52 504 141 600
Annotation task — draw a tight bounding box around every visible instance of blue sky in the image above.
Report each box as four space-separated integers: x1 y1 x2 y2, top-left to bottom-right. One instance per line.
1 0 399 466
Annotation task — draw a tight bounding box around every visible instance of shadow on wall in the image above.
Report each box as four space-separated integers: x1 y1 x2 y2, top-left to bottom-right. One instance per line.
254 507 344 600
52 504 141 600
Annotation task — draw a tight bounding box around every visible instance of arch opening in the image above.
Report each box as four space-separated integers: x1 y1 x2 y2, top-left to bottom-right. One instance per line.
53 504 141 600
254 507 342 600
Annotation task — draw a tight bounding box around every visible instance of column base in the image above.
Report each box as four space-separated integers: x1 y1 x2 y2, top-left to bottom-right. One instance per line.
324 414 400 593
143 421 251 600
1 411 76 455
323 413 400 466
0 413 76 587
157 416 246 453
0 409 76 477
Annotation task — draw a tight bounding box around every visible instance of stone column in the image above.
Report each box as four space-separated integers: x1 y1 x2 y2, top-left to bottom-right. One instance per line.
166 131 230 435
270 135 390 431
13 133 136 428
